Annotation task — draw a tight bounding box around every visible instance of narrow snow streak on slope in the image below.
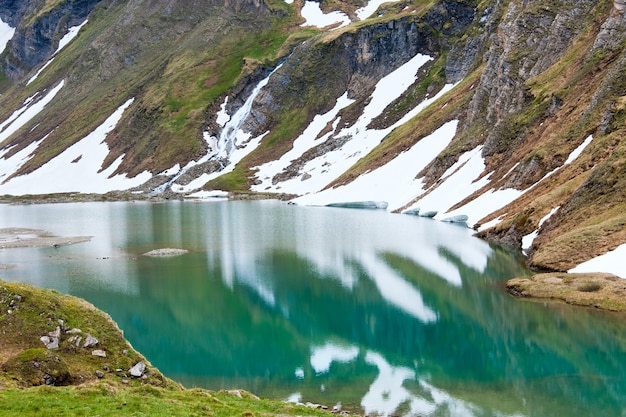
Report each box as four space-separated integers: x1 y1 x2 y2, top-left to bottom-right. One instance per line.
406 146 495 226
300 1 351 28
254 54 434 195
0 98 151 195
565 135 593 165
569 244 626 278
0 18 15 54
27 20 88 85
0 81 65 145
539 135 594 181
521 206 560 253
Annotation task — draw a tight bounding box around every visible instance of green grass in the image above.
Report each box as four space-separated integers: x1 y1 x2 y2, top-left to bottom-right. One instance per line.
0 385 337 417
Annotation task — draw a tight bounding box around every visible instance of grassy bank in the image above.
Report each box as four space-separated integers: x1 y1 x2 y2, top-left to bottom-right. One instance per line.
0 281 351 417
506 273 626 311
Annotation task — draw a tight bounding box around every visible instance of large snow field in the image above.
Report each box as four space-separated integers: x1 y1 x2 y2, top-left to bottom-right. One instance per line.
0 98 151 194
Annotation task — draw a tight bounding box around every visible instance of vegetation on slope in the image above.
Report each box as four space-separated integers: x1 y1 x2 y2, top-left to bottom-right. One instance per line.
0 0 312 178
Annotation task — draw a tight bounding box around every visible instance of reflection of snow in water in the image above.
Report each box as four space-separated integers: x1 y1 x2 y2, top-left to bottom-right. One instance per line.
305 346 498 417
359 255 437 322
205 201 493 324
310 342 359 374
363 352 520 417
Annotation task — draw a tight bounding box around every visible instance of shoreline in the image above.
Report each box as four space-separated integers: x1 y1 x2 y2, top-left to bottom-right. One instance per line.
3 191 624 314
506 272 626 312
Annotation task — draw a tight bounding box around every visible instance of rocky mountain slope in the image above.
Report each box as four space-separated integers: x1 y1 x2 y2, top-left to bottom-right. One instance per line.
0 0 625 276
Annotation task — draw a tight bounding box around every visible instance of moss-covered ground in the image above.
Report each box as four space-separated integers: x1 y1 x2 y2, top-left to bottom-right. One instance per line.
507 273 626 311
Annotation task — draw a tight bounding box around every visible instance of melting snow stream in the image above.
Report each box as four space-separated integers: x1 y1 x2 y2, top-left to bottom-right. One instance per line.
152 65 282 195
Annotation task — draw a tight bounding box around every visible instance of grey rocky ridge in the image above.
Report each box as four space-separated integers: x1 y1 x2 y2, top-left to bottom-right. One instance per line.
0 0 625 275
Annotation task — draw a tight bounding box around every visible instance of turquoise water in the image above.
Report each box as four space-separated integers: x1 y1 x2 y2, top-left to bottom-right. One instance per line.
1 200 625 416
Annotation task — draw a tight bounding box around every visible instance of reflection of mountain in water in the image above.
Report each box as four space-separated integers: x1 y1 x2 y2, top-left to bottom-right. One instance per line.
2 201 626 416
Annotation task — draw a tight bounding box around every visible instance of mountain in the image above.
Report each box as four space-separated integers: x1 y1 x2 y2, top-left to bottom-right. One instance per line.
0 0 625 277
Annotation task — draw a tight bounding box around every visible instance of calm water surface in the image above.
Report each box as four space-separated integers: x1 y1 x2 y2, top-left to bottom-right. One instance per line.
1 200 625 416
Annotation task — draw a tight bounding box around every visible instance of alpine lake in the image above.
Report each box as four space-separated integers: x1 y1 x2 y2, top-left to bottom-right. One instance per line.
1 200 625 416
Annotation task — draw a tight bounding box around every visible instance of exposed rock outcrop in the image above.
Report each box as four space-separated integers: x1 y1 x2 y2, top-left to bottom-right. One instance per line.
2 0 104 81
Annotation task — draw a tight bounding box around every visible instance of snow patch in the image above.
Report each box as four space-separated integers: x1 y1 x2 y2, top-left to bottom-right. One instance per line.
356 0 400 20
253 93 355 188
569 243 626 278
521 207 560 253
294 120 458 211
565 135 593 165
0 17 15 55
216 96 230 127
300 1 351 29
56 20 88 53
0 98 151 195
539 135 594 181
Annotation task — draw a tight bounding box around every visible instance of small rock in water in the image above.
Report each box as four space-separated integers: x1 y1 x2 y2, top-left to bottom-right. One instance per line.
142 248 188 257
129 362 146 377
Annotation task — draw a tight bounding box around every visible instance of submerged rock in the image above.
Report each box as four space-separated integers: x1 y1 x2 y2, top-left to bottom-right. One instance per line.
142 248 189 257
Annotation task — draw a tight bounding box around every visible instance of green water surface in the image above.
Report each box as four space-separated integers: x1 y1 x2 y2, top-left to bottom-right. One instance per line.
1 200 625 416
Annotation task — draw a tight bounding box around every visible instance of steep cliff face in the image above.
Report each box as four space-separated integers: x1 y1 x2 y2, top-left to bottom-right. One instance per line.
0 0 624 275
2 0 105 80
232 1 477 144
